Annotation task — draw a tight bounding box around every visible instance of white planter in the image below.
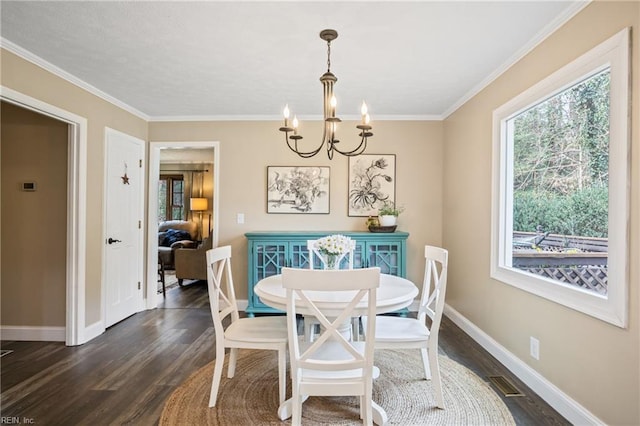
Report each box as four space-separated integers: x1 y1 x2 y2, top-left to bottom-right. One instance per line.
379 215 397 227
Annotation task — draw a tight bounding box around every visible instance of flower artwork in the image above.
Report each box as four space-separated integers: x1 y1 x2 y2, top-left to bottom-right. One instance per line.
313 234 354 269
348 154 396 217
267 166 330 214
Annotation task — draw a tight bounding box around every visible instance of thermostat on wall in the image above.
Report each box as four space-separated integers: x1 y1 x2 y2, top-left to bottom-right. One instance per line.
21 182 37 191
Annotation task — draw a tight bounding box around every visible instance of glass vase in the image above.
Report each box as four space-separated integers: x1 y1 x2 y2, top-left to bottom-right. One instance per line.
323 254 340 270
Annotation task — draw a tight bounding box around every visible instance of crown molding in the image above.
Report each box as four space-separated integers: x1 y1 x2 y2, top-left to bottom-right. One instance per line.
149 114 442 122
1 38 150 121
442 1 591 119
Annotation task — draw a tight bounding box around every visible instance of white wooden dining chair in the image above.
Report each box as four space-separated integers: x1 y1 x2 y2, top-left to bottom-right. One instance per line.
362 245 448 409
305 239 358 341
206 245 288 407
282 267 380 426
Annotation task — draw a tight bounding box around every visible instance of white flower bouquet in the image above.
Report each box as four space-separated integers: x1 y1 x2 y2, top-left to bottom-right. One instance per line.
313 234 354 269
313 234 353 256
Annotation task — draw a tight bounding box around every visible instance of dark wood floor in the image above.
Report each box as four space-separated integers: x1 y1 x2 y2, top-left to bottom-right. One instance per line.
1 280 569 425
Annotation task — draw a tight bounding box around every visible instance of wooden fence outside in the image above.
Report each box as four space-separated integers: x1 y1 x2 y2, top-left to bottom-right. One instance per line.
512 232 608 294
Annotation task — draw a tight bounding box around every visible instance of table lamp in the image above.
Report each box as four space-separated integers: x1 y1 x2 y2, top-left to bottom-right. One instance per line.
190 197 208 241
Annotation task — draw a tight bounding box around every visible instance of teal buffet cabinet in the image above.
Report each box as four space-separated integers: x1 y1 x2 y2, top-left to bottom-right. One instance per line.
245 231 410 316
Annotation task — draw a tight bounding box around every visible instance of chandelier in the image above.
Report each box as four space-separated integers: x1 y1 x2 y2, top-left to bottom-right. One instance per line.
279 29 373 159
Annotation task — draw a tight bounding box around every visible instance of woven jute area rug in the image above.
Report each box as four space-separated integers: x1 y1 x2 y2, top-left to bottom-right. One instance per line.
160 348 515 425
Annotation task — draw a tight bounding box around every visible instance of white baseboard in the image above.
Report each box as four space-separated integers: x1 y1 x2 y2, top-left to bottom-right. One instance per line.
444 304 604 425
1 325 66 342
238 299 248 311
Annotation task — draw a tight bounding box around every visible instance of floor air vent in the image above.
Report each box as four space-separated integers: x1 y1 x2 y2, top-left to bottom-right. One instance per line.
488 375 524 397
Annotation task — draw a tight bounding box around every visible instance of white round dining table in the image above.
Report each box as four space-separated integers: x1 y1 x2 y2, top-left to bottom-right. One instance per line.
254 272 419 317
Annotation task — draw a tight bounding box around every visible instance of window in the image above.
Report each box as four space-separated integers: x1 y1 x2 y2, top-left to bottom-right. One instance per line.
158 175 185 221
491 28 629 327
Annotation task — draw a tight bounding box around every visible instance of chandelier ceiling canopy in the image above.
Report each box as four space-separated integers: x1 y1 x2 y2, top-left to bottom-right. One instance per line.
279 29 373 159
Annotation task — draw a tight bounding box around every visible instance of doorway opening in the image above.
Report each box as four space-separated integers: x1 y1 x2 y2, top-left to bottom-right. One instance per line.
1 87 88 346
147 141 220 309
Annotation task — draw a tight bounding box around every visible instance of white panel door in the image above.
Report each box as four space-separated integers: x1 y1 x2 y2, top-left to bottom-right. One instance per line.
104 128 144 327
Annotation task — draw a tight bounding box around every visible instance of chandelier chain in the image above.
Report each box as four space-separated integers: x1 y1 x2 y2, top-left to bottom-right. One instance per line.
327 40 331 72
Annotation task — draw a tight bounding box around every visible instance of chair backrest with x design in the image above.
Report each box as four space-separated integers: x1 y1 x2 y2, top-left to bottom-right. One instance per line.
282 267 380 384
206 245 240 336
417 245 448 345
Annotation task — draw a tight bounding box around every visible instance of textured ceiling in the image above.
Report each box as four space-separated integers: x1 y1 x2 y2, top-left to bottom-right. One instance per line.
0 1 586 121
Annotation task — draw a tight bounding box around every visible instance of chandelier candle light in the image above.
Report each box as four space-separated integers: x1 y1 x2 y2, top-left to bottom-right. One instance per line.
313 234 354 269
279 29 373 159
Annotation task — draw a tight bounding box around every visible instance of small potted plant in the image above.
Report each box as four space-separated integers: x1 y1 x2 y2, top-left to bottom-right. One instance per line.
377 201 404 227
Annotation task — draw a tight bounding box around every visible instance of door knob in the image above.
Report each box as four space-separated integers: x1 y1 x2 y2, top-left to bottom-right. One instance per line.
107 237 122 244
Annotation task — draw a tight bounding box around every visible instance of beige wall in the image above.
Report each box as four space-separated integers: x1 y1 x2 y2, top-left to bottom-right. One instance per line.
1 102 68 326
442 2 639 424
149 120 444 298
1 49 148 326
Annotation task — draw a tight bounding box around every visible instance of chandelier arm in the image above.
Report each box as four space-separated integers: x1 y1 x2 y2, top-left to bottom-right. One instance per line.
322 122 330 153
284 132 324 158
326 137 335 160
331 134 369 157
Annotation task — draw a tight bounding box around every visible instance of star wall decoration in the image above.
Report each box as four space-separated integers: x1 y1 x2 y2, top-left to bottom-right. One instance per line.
121 163 130 185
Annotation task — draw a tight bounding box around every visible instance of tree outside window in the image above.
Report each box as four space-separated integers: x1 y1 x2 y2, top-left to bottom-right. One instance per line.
509 70 609 295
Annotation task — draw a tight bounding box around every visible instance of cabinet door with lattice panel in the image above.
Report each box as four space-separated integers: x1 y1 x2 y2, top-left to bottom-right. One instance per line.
366 242 402 276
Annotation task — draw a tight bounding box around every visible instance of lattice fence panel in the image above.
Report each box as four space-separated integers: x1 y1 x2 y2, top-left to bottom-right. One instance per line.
522 266 608 295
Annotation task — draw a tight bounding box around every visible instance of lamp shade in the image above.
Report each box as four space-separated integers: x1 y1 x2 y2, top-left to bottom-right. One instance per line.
190 197 208 211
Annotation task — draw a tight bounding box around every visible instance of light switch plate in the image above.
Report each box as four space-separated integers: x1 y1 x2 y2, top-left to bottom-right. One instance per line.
530 336 540 360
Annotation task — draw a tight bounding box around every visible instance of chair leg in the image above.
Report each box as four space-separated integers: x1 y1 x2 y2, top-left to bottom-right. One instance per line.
420 348 432 380
227 348 238 378
158 260 166 296
278 348 286 405
363 382 373 425
209 345 226 407
291 385 302 426
428 347 445 409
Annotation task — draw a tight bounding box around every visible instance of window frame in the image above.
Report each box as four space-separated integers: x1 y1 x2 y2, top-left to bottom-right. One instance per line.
159 174 185 221
490 28 630 327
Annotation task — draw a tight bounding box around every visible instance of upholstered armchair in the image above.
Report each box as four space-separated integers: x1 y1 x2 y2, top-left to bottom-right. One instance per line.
158 220 198 270
175 237 213 285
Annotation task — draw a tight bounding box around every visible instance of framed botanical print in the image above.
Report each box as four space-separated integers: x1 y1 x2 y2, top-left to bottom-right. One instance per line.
348 154 396 217
267 166 330 214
